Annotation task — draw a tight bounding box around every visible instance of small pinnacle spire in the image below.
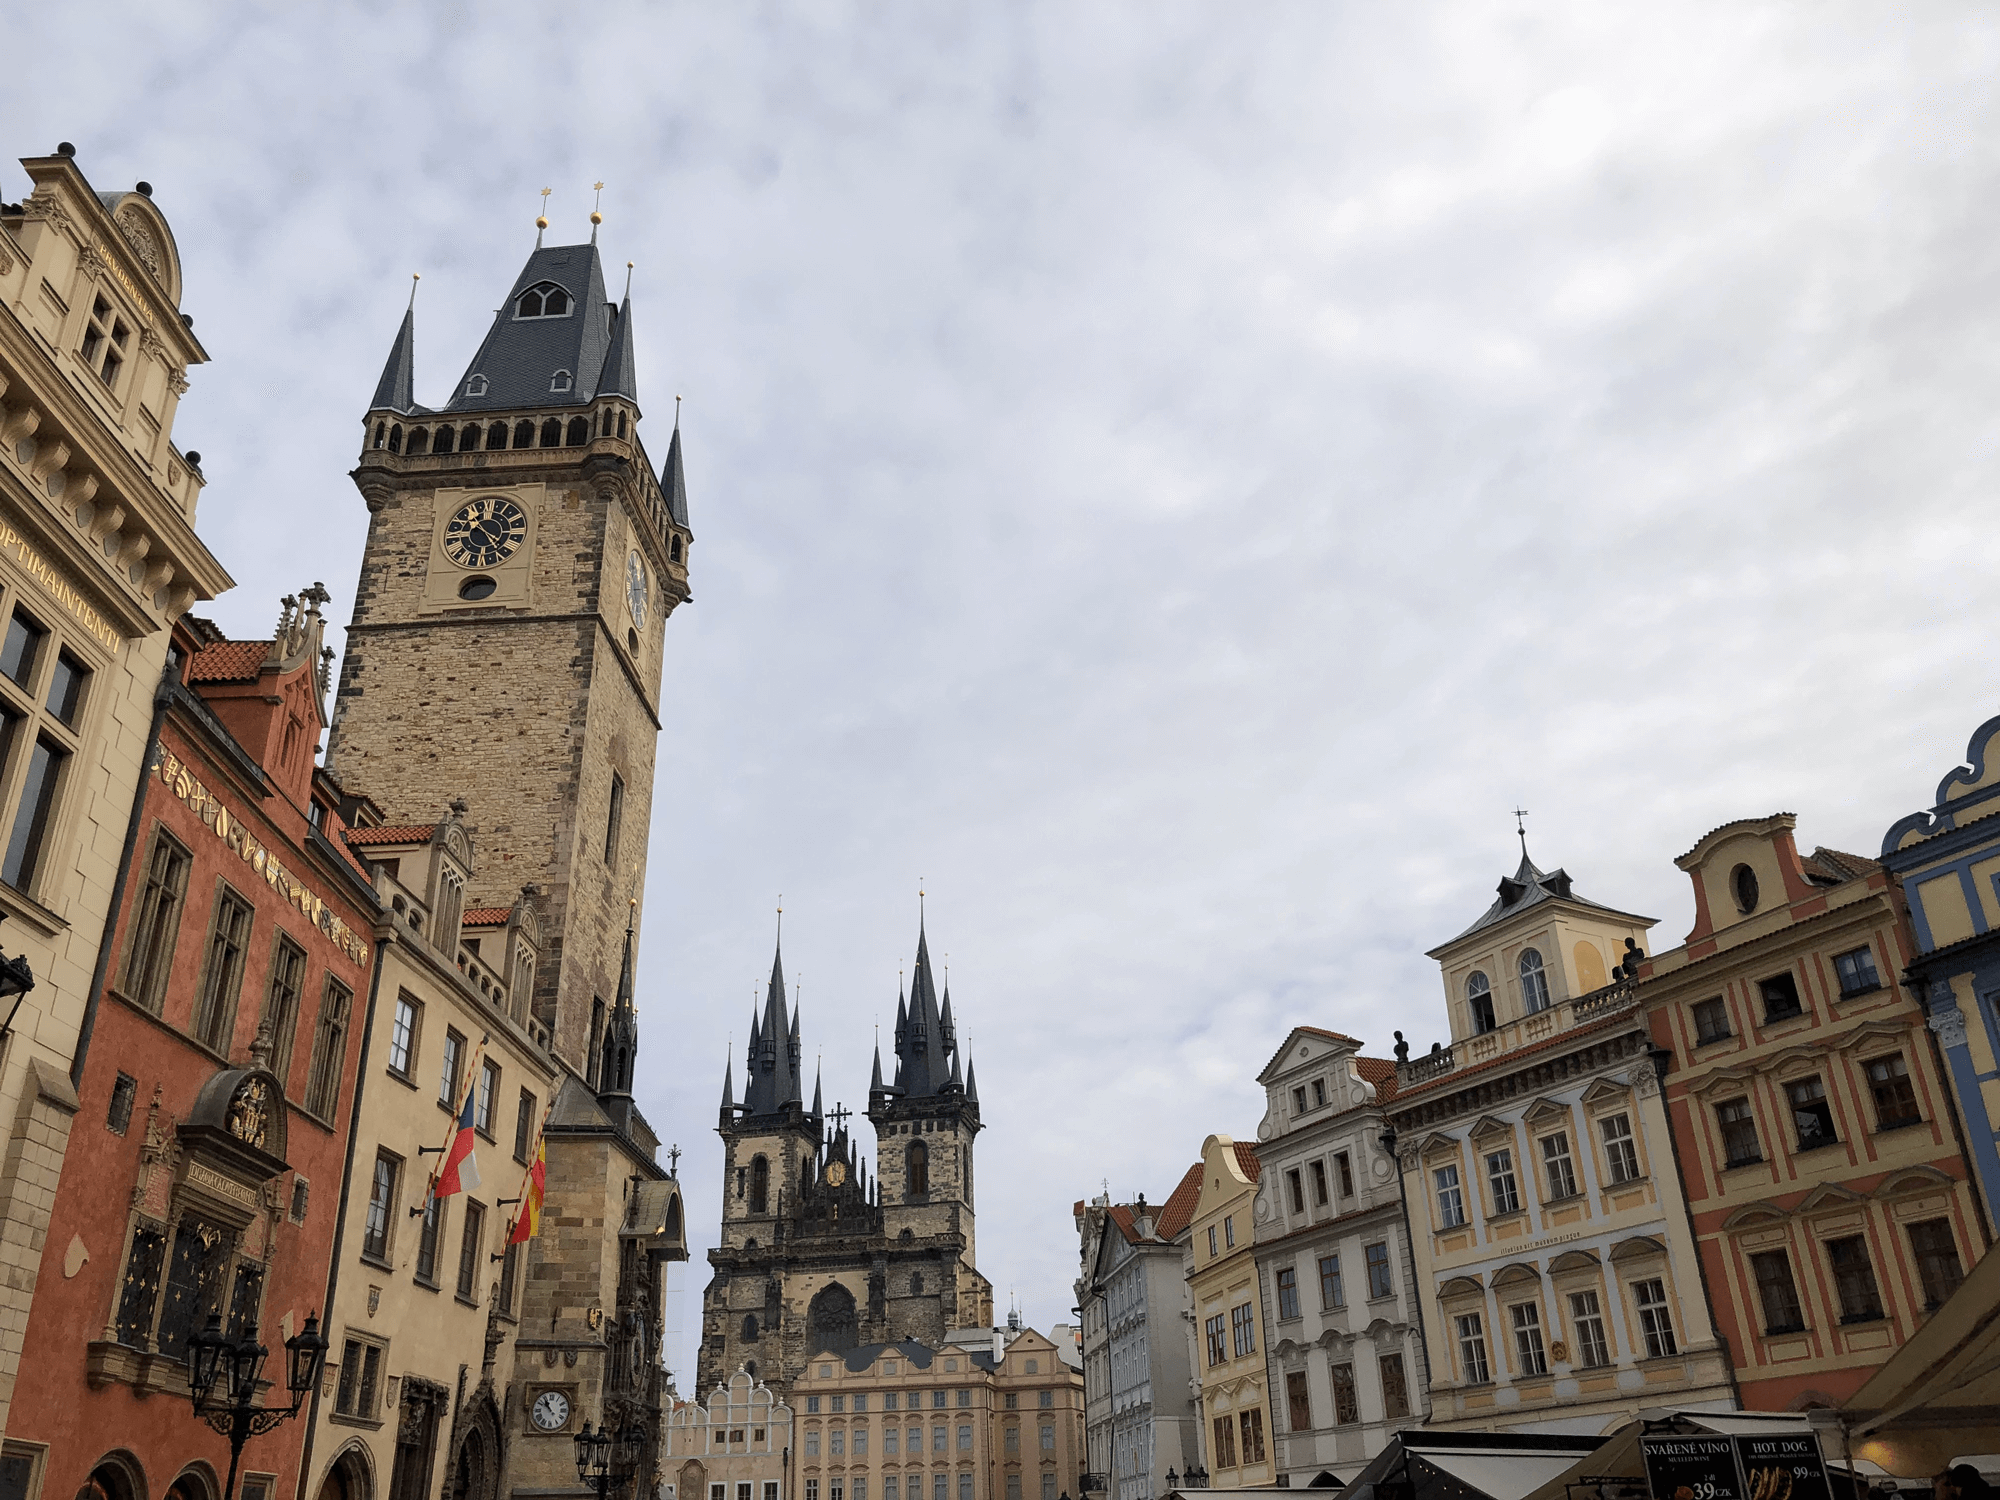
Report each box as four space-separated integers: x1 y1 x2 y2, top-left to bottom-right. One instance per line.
871 1042 885 1093
811 1064 823 1119
721 1054 734 1110
966 1056 979 1105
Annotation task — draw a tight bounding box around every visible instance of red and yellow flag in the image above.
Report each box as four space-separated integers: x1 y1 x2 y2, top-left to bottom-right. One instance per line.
508 1134 546 1246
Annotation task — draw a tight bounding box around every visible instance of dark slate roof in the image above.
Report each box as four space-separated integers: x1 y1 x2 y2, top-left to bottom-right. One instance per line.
827 1339 942 1372
599 295 637 401
442 242 614 414
740 939 805 1116
893 925 957 1100
371 307 417 414
661 425 689 527
1430 851 1654 954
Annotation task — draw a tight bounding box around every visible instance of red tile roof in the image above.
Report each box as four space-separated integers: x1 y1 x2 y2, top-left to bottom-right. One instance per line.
345 824 437 847
1806 846 1880 883
187 640 269 682
1354 1055 1399 1102
462 907 511 926
1155 1162 1204 1239
1232 1140 1263 1181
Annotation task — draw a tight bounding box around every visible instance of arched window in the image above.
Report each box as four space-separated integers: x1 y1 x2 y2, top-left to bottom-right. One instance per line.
513 420 535 449
907 1140 929 1200
743 1313 760 1342
432 425 454 455
540 418 562 447
407 427 430 455
750 1155 769 1215
671 536 683 562
565 416 588 445
371 420 386 449
487 421 509 450
549 370 573 394
457 425 480 453
1519 948 1551 1013
910 1272 924 1295
466 374 489 396
806 1282 859 1357
1466 972 1495 1034
515 283 572 319
388 424 404 454
617 411 628 438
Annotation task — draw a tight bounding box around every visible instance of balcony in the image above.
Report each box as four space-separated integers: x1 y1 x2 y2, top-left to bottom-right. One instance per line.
1398 978 1640 1087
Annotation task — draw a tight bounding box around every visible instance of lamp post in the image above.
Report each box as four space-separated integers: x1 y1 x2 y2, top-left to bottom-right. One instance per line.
186 1310 329 1500
575 1413 650 1499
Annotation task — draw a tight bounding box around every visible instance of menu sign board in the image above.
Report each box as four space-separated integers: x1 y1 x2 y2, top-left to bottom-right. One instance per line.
1642 1436 1747 1500
1737 1435 1832 1500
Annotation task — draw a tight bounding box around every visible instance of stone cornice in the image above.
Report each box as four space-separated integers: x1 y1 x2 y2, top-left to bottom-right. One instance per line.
1385 1028 1650 1134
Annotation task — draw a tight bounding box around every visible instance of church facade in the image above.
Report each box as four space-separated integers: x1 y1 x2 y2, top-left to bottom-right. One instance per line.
699 925 993 1395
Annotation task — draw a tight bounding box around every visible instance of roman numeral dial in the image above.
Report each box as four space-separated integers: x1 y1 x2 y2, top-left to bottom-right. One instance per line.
442 496 529 569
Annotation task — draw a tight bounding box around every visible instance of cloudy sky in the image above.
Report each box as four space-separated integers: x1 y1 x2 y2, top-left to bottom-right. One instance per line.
9 2 2000 1383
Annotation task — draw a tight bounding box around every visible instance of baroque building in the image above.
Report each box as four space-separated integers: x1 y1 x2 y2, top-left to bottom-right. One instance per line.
0 141 230 1457
699 924 993 1395
1637 815 1982 1412
1248 1028 1424 1483
1383 846 1735 1433
1184 1135 1270 1486
1072 1167 1202 1500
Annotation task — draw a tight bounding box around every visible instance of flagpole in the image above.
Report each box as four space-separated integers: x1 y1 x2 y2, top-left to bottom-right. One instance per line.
414 1033 491 1214
502 1100 556 1241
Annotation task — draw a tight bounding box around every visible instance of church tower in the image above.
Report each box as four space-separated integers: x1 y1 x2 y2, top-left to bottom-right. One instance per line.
697 922 992 1395
323 228 692 1072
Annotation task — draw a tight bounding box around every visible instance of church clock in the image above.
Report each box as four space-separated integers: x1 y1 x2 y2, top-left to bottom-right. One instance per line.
442 496 528 568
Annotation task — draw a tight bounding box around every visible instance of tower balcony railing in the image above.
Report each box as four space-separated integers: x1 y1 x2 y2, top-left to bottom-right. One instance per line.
1397 977 1640 1085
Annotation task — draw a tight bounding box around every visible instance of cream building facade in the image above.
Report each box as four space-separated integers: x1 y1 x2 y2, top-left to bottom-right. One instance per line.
793 1326 1084 1500
665 1367 796 1500
0 143 228 1439
1185 1135 1271 1488
1384 849 1735 1434
1250 1029 1423 1484
306 812 561 1498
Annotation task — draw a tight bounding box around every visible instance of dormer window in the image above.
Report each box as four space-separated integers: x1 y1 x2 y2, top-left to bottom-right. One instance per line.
549 369 573 393
466 374 489 396
515 283 572 319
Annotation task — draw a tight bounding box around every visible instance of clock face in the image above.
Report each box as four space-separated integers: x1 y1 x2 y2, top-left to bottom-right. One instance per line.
826 1161 848 1187
532 1388 571 1431
442 496 528 569
626 551 649 628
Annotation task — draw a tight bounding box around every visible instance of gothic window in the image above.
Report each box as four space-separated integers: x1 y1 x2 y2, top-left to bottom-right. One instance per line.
433 425 455 455
540 417 563 447
388 424 404 453
408 427 430 456
672 536 684 562
907 1140 929 1200
566 416 589 444
587 999 606 1089
750 1155 769 1215
1519 949 1551 1012
513 420 534 449
618 410 629 438
487 421 509 450
515 283 573 319
1466 971 1495 1033
605 773 625 863
742 1313 760 1341
807 1282 859 1357
372 421 386 449
911 1272 923 1295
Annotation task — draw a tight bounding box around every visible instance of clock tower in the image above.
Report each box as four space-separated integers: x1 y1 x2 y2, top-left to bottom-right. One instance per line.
324 234 692 1073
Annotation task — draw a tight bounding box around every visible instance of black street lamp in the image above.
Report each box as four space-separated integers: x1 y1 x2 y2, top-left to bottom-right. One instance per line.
575 1414 649 1499
187 1310 329 1500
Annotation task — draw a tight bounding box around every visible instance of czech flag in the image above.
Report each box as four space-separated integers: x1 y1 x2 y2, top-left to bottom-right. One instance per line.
508 1136 545 1245
435 1078 481 1198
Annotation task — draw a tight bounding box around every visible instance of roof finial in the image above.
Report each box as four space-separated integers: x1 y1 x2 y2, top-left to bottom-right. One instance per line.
408 272 420 311
536 186 552 247
624 260 634 300
776 894 782 950
674 393 682 432
590 180 605 243
919 877 926 931
1513 806 1530 861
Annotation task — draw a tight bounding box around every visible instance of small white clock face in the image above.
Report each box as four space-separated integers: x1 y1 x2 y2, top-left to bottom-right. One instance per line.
532 1388 571 1431
443 496 528 569
627 551 649 628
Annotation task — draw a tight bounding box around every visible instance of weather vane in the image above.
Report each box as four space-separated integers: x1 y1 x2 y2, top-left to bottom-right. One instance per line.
535 186 552 247
1513 806 1530 859
590 180 605 242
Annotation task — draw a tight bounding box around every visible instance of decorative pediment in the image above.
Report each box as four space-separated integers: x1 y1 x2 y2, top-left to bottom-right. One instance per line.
1315 1327 1352 1352
1547 1249 1601 1276
1438 1275 1484 1300
1722 1204 1788 1231
1690 1064 1759 1098
1491 1262 1541 1288
1607 1234 1667 1263
1579 1077 1632 1105
1468 1115 1514 1143
1833 1020 1914 1055
1362 1317 1405 1346
1418 1131 1459 1161
175 1065 292 1230
1876 1164 1957 1198
1765 1045 1832 1080
1522 1097 1570 1128
1798 1182 1866 1214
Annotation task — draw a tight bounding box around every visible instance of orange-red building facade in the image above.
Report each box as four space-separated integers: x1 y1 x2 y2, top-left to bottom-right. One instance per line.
1640 814 1988 1413
8 596 378 1500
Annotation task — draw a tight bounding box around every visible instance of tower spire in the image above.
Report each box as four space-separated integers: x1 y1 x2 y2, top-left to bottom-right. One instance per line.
370 295 418 414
